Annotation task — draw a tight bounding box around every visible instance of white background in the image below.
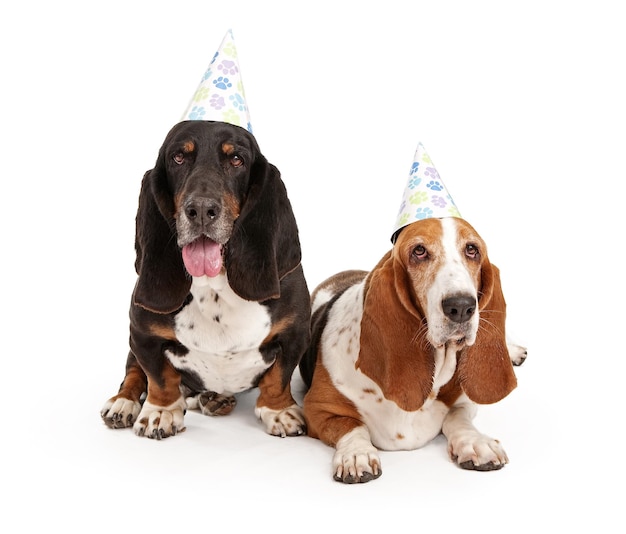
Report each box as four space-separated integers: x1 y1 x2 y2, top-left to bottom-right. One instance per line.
2 1 624 531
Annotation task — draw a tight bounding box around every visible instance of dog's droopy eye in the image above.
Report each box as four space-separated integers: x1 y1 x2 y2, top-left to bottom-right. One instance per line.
173 152 185 165
411 245 428 261
465 244 479 259
230 155 244 167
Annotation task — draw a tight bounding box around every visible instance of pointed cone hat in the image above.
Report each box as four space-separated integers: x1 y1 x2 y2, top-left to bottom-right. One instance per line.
391 142 462 243
180 29 253 133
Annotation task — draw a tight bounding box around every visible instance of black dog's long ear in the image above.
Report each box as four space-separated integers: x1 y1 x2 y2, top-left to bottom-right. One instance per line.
225 156 301 302
132 169 191 314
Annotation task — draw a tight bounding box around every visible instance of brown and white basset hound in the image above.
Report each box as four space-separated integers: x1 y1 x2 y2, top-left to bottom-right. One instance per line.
101 120 311 439
299 217 526 483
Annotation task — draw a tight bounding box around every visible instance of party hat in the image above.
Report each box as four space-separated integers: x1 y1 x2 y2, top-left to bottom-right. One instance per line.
180 29 252 133
391 142 461 243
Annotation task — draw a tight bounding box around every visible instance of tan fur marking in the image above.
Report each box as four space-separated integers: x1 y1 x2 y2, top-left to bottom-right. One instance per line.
223 192 241 220
222 142 235 155
254 315 299 410
110 361 146 403
148 322 177 341
262 315 294 345
256 362 297 411
183 140 195 153
146 359 182 407
173 190 184 216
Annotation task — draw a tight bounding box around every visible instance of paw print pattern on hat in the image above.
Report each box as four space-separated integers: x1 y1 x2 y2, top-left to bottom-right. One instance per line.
180 29 252 133
391 142 461 243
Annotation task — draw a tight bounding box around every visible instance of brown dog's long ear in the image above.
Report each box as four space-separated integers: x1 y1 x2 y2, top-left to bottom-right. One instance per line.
132 169 191 314
225 156 301 302
458 261 517 404
356 253 435 412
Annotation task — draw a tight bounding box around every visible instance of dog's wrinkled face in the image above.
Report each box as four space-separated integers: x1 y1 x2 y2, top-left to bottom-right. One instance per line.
158 121 259 278
394 218 487 348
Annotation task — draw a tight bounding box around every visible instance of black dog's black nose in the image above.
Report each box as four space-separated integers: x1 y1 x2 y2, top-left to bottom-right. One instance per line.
442 296 476 323
185 198 221 223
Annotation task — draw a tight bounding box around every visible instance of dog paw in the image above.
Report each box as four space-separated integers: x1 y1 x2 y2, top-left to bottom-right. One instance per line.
101 397 141 429
449 435 508 471
332 426 382 483
255 403 306 437
133 399 186 439
333 449 383 484
332 453 382 484
197 391 237 416
508 343 527 366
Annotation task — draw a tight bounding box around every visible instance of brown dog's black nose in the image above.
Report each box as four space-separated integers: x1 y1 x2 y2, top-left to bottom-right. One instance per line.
185 198 221 225
442 296 476 323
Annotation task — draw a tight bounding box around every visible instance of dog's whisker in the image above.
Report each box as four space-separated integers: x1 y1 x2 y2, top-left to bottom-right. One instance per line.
410 319 430 348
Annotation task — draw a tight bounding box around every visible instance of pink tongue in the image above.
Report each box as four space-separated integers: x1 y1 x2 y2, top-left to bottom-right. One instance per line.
182 237 223 277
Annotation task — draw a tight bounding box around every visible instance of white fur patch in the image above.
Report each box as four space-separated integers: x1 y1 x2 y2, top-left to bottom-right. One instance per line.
167 273 272 395
311 287 334 314
427 218 479 347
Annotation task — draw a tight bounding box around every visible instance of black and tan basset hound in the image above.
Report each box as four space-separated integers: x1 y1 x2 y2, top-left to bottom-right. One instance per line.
101 120 311 439
299 217 527 483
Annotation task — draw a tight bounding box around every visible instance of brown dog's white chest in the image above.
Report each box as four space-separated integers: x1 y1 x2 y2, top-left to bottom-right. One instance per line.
167 274 272 395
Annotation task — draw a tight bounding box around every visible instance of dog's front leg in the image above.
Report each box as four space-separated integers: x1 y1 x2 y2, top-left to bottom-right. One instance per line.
133 358 186 439
441 397 508 470
303 366 382 483
332 425 382 484
101 352 146 429
254 363 306 437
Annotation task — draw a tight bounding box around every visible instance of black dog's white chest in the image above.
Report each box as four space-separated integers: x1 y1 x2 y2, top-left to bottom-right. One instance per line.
166 274 273 395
